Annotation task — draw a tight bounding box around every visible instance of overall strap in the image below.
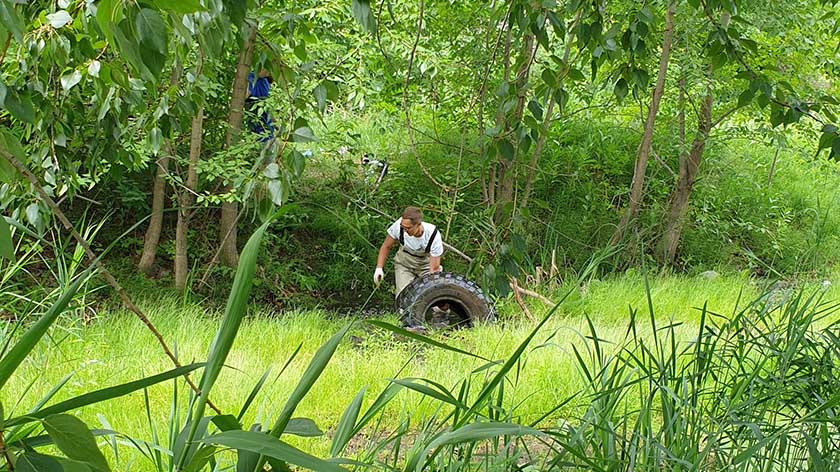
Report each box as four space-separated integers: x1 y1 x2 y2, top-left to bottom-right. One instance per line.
425 228 439 254
399 226 404 245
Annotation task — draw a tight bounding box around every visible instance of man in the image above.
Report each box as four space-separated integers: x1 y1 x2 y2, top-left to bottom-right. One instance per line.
246 69 274 142
374 206 444 299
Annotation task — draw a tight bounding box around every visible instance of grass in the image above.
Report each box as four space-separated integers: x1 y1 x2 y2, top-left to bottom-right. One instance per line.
3 272 839 471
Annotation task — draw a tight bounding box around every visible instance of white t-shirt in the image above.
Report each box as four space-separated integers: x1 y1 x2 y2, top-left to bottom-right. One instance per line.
387 219 444 257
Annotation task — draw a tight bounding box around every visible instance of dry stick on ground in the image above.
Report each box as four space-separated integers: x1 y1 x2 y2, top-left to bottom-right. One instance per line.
510 278 535 321
512 283 556 307
1 150 222 415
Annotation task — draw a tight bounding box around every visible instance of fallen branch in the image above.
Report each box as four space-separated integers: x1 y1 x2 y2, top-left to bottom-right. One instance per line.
511 283 556 307
1 150 222 415
510 278 534 321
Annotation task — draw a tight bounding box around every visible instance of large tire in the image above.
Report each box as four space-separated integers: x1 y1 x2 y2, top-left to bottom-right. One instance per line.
396 272 496 329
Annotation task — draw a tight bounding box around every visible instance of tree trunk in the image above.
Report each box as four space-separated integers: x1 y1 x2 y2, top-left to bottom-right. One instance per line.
219 23 258 268
610 1 676 246
138 150 171 273
138 64 181 273
494 34 536 223
520 14 577 211
661 90 713 264
519 97 553 211
175 108 204 290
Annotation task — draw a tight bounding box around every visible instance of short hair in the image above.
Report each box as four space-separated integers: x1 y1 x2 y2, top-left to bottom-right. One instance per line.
402 206 423 225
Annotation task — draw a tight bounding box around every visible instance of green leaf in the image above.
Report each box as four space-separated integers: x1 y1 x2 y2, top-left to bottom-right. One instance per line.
5 90 36 123
136 8 168 54
497 140 514 161
149 127 162 154
330 388 365 457
540 69 557 89
200 431 345 472
88 61 101 77
61 70 83 92
267 179 284 206
15 452 64 472
238 367 275 421
43 414 111 472
614 77 628 101
567 68 586 82
112 20 154 81
211 415 242 432
292 127 316 142
818 129 835 150
262 163 280 179
293 42 307 61
527 100 543 120
25 203 40 228
140 47 166 79
389 378 468 409
0 0 24 42
154 0 203 14
57 458 95 472
0 129 23 182
47 10 74 28
351 0 376 32
285 150 305 178
267 324 351 438
284 418 323 437
224 0 246 29
0 216 14 261
4 363 204 427
738 87 756 108
95 0 116 45
182 446 216 472
313 83 327 113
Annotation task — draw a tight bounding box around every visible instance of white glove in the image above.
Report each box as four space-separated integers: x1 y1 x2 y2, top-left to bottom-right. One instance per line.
374 267 384 285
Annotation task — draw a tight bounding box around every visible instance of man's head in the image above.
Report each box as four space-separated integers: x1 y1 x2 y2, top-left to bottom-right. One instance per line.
400 206 424 237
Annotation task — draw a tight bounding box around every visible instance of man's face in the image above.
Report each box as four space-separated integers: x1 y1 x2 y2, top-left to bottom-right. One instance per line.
401 218 423 237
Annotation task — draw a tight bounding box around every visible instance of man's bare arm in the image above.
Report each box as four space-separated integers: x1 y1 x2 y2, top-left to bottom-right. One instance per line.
377 235 397 268
430 255 442 273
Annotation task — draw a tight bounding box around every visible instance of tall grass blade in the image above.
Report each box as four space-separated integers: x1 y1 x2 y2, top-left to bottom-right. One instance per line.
177 218 274 470
0 269 90 390
4 363 204 428
365 320 489 361
388 378 468 409
237 367 272 422
407 422 544 472
255 323 351 472
457 302 561 426
201 430 346 472
268 323 351 437
330 388 365 457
